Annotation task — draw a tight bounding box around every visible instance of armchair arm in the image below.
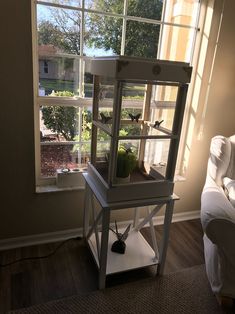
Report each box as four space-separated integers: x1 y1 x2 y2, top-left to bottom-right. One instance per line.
201 176 235 231
205 219 235 280
204 218 235 297
206 218 235 249
201 178 235 292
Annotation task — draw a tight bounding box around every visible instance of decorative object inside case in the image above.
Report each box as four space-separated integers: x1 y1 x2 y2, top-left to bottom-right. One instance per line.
88 56 192 202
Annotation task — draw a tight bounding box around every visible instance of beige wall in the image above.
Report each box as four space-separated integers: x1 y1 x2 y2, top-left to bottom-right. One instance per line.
1 0 235 240
175 0 235 211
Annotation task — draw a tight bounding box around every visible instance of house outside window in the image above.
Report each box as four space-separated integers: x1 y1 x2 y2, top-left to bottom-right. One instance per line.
32 0 201 187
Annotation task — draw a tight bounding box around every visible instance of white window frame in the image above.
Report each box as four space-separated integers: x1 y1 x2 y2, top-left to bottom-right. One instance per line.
32 0 202 187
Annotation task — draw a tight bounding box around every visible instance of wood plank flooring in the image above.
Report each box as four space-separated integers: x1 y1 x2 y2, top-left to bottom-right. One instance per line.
0 219 204 313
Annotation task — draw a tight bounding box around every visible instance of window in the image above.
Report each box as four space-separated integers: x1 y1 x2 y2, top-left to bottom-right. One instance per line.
43 60 49 73
32 0 201 186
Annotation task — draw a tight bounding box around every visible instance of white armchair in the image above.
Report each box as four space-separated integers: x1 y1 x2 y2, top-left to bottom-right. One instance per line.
201 135 235 300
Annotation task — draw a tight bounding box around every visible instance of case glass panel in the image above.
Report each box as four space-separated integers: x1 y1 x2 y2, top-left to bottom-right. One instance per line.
96 76 115 130
115 138 170 184
143 138 171 179
150 85 179 132
94 127 111 181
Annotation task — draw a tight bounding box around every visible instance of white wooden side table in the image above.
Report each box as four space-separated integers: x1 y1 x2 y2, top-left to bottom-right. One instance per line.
83 173 179 289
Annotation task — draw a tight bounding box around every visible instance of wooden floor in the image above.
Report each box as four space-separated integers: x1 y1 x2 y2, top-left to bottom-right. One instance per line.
0 219 204 313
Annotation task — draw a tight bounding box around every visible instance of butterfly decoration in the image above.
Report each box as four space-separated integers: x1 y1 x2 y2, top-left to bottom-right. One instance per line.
110 221 131 254
125 147 132 154
129 113 141 123
120 143 133 154
153 120 164 128
100 112 112 124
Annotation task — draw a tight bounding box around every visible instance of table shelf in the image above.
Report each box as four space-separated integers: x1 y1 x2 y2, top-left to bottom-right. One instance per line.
83 173 178 289
88 228 158 275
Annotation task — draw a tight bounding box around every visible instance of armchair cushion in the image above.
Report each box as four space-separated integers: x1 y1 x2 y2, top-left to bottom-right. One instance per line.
201 176 235 230
207 135 231 186
223 177 235 207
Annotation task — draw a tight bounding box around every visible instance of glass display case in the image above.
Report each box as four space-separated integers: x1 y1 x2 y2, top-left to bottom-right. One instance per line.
87 56 192 202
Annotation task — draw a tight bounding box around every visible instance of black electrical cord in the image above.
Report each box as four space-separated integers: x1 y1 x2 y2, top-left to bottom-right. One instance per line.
0 236 82 268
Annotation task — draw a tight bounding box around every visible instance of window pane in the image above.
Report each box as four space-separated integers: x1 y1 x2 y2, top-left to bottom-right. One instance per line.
40 105 79 141
40 105 92 176
153 85 178 102
35 0 200 181
122 83 145 100
37 5 81 55
84 13 122 56
125 21 160 58
96 76 115 131
84 59 93 97
144 138 170 177
159 25 195 62
94 128 111 180
164 0 200 27
85 0 124 14
151 85 178 131
127 0 163 20
40 105 92 142
38 56 80 96
120 83 145 137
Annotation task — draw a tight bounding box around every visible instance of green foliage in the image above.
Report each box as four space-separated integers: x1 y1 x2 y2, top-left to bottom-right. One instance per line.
38 17 80 55
50 90 74 97
73 108 92 154
87 0 163 58
38 21 64 50
116 146 137 178
38 1 163 57
121 108 142 136
81 109 92 141
41 91 77 141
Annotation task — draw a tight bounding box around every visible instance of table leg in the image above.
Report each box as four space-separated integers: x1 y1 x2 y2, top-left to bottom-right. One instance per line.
133 207 139 228
157 199 174 275
99 207 110 289
83 183 91 238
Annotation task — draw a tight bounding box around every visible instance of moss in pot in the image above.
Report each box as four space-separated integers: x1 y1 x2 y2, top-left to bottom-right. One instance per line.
116 147 137 182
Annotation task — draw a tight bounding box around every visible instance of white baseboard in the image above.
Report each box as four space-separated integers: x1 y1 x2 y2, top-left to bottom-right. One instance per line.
0 228 83 252
0 210 200 251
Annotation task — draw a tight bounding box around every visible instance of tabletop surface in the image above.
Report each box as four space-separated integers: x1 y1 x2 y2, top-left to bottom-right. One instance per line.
83 173 179 210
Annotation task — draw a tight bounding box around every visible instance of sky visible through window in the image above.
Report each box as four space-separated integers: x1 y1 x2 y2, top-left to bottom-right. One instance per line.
38 3 117 56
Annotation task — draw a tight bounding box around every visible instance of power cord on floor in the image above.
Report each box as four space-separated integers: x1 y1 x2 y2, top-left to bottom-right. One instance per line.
0 236 82 268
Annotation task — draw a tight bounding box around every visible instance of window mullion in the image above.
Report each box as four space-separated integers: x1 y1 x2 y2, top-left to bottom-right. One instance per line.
37 1 82 12
189 2 202 64
37 96 92 106
79 0 85 97
77 107 83 164
157 0 167 59
121 0 128 55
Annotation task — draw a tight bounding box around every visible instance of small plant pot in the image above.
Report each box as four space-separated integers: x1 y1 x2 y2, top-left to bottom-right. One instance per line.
116 175 130 184
111 240 126 254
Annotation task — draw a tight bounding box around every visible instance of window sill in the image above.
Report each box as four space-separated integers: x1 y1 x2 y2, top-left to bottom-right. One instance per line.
36 184 85 194
36 174 186 194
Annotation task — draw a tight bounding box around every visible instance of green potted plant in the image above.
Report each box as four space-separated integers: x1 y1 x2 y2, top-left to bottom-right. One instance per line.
116 146 137 183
